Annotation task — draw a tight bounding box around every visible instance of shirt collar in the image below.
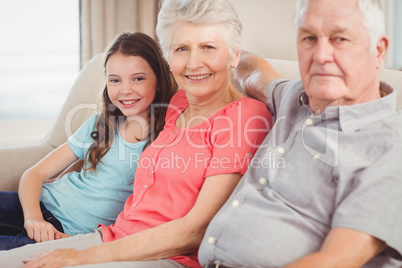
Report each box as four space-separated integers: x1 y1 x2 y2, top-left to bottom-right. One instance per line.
298 82 397 132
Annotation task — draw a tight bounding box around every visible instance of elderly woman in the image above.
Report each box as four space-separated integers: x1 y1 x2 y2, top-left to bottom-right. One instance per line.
0 0 272 267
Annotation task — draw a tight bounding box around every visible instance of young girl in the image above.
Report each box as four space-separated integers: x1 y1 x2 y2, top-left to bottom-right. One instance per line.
0 32 177 250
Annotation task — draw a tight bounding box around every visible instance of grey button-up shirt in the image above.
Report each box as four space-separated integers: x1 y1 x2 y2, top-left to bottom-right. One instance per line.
199 79 402 268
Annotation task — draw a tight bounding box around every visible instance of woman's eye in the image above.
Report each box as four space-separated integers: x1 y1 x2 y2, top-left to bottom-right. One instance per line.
205 45 214 49
109 79 120 83
176 47 186 52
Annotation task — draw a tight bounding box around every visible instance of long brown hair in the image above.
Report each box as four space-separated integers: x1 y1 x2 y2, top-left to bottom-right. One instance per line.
84 32 177 173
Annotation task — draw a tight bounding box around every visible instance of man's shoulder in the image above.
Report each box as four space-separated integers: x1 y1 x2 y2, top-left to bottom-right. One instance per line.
268 78 304 100
383 109 402 137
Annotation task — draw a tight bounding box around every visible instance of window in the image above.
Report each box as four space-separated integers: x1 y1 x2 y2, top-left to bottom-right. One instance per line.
393 0 402 70
0 0 79 146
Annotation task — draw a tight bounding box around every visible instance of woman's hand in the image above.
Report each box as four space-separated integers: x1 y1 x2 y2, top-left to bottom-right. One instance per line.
23 249 84 268
24 219 70 242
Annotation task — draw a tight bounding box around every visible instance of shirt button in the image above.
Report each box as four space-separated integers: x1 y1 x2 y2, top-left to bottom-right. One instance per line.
207 236 216 245
232 200 240 207
313 154 320 160
277 147 285 154
306 118 314 125
132 203 137 207
144 185 148 189
259 177 267 185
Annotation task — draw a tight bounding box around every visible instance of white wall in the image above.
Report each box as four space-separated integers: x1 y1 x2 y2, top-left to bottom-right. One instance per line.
231 0 298 61
231 0 400 70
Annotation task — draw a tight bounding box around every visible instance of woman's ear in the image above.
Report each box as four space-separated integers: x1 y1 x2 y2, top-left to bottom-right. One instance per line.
231 49 241 68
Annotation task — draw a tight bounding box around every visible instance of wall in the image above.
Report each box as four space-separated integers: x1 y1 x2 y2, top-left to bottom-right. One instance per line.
230 0 400 70
231 0 298 61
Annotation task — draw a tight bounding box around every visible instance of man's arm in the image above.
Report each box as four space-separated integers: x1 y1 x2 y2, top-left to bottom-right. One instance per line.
284 227 387 268
233 51 282 106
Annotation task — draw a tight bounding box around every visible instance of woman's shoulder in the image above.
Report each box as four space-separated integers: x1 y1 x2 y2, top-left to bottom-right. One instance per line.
165 89 188 123
220 96 270 118
170 89 187 105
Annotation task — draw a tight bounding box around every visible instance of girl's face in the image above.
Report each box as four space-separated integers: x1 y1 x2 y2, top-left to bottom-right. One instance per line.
106 52 157 121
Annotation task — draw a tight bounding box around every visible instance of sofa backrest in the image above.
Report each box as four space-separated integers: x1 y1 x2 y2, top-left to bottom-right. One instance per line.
44 54 402 149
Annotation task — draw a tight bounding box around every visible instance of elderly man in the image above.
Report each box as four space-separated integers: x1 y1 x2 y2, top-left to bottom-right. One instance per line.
199 0 402 267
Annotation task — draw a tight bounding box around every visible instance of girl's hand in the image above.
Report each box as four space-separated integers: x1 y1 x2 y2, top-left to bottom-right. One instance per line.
24 219 68 242
23 249 84 268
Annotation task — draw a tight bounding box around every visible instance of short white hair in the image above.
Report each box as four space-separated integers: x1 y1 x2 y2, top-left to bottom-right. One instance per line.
294 0 385 52
156 0 242 61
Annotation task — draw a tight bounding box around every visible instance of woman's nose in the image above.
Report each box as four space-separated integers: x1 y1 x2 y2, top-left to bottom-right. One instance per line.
186 50 203 70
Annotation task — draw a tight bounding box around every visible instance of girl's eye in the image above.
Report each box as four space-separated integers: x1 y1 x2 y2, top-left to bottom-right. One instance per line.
109 79 120 83
134 77 145 82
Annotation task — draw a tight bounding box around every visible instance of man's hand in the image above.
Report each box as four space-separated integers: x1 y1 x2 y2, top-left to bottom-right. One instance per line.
24 219 70 242
233 51 281 106
23 249 84 268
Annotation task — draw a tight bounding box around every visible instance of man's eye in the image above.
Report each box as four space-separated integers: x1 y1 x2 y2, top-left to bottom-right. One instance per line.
304 36 316 42
176 47 186 52
335 37 347 42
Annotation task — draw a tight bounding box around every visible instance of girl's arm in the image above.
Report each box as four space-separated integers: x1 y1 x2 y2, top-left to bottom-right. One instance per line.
47 159 84 183
19 142 78 242
23 173 242 267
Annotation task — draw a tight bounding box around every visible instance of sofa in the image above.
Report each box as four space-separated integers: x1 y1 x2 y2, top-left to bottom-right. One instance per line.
1 54 402 192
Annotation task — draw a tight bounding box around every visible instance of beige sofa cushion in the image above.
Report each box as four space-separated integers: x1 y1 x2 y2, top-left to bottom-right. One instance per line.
0 55 401 192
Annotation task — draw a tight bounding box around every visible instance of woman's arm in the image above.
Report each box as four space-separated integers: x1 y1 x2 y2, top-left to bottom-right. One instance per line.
19 142 78 242
284 228 387 268
23 173 242 267
233 51 282 106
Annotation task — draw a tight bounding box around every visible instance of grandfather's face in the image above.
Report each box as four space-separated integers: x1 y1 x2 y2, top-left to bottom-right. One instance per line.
297 0 387 112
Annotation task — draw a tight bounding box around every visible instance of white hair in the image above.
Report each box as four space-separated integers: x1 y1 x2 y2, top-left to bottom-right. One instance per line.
294 0 385 52
156 0 242 61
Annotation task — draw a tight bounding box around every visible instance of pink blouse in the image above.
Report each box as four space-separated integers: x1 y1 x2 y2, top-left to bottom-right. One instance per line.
100 90 272 267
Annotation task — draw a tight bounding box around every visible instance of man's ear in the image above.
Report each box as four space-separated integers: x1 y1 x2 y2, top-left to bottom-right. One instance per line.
375 35 389 69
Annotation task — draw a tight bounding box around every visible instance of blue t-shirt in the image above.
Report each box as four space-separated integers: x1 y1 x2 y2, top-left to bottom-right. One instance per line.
41 114 146 235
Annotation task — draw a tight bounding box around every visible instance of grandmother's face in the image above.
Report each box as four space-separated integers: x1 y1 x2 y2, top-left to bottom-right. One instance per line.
168 21 239 99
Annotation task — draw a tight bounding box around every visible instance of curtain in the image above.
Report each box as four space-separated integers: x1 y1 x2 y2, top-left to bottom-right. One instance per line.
79 0 159 67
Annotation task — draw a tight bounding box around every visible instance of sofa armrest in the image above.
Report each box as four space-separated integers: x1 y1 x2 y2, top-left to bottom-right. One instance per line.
0 54 105 192
0 141 55 192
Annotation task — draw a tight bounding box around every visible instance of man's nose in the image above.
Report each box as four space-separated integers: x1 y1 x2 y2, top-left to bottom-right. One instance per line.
313 39 334 64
